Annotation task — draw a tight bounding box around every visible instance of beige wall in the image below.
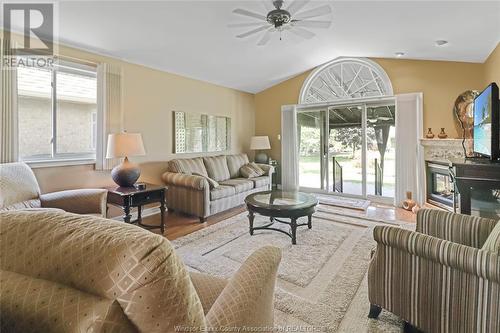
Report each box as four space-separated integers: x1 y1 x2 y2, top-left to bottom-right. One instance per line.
3 37 255 193
375 58 485 140
484 43 500 86
255 57 493 162
6 27 498 194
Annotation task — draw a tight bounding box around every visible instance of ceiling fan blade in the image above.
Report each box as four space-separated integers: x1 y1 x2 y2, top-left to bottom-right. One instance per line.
227 22 268 28
236 25 271 38
233 8 267 21
288 26 315 39
292 20 331 29
257 28 274 46
294 5 332 20
286 0 310 15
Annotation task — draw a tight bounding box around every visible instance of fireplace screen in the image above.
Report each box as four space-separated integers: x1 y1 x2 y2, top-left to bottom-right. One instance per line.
433 173 453 198
426 161 454 210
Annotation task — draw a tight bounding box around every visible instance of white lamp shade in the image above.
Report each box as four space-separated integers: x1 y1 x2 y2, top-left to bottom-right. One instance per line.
106 133 146 158
250 136 271 150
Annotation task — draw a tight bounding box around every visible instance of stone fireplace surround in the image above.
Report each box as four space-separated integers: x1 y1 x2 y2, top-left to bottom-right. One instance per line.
420 138 469 162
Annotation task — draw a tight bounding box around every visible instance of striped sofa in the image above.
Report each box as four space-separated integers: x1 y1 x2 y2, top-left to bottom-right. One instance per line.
368 209 500 333
162 154 273 222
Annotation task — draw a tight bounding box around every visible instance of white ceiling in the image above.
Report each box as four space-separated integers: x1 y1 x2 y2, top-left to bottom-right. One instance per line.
6 1 500 93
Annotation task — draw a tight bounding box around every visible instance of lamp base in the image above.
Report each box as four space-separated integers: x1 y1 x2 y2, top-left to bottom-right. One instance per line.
255 152 269 164
111 157 140 187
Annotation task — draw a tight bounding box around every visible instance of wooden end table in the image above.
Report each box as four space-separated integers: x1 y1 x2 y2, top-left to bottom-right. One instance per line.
105 183 167 233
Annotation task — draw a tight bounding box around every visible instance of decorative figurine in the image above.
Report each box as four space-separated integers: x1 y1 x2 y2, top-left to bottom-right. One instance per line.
425 128 435 139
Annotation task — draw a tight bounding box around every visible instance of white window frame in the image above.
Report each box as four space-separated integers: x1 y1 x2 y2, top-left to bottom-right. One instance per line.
17 58 99 167
90 111 97 150
299 57 393 104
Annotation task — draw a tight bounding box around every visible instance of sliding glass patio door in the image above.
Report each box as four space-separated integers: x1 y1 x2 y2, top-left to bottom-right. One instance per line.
297 109 327 189
297 99 396 201
327 104 365 196
365 104 396 199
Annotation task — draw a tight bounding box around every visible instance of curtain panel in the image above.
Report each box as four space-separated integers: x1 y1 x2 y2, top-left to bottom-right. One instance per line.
394 93 425 206
0 38 18 163
96 63 123 170
281 105 299 191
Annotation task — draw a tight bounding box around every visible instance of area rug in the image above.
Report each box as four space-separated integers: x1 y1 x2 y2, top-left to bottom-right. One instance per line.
173 206 413 332
313 194 371 211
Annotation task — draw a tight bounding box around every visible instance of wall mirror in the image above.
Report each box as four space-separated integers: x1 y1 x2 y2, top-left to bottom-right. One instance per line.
173 111 231 153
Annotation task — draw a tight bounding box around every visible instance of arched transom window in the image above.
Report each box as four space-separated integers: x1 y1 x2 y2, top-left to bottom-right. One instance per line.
299 57 393 104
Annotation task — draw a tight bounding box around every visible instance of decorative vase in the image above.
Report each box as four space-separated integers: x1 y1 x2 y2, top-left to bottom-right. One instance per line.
402 191 416 211
255 152 269 164
453 90 478 157
438 128 448 139
453 90 476 140
425 128 435 139
412 204 420 214
111 156 141 187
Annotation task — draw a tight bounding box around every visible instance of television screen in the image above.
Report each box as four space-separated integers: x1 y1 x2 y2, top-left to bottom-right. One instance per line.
473 85 493 156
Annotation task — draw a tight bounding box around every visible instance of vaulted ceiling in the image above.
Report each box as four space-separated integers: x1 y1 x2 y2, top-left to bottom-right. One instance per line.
4 1 500 93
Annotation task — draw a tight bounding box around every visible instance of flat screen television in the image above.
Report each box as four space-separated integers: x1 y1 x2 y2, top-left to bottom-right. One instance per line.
473 82 499 160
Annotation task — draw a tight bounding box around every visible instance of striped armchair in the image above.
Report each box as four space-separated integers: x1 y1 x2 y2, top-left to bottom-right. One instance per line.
368 209 500 333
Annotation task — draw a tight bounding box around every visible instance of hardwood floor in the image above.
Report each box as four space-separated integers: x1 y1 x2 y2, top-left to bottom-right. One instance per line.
138 203 416 241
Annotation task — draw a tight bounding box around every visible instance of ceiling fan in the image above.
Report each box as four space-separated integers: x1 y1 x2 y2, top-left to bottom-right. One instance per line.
229 0 332 46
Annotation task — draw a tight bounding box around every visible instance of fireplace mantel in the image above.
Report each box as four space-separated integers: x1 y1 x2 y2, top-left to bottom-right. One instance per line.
420 138 471 162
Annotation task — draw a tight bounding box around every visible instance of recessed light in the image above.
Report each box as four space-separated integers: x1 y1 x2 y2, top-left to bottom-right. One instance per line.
435 40 448 46
395 52 405 57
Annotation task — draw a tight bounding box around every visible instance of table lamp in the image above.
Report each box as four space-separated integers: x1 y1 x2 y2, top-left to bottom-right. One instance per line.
106 132 146 187
250 136 271 164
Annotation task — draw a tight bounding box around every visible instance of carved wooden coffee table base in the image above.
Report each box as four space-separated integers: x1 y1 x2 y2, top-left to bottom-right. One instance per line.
245 191 318 245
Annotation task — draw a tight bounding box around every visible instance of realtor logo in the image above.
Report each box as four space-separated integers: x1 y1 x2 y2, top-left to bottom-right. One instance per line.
3 3 54 55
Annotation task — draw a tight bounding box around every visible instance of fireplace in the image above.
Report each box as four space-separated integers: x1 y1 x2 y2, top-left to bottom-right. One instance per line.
425 160 454 211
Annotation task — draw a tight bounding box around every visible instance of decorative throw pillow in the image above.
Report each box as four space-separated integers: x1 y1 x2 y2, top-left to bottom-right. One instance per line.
168 160 189 174
240 163 265 178
193 172 220 189
168 158 208 177
482 222 500 254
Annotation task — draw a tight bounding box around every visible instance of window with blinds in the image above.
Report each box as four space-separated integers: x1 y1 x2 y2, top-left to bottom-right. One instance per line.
17 58 98 162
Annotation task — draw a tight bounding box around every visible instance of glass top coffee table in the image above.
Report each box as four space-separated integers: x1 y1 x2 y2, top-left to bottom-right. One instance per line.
244 190 319 244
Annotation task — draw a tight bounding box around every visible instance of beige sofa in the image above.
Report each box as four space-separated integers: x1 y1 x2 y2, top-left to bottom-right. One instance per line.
162 153 273 222
0 210 281 332
0 162 107 217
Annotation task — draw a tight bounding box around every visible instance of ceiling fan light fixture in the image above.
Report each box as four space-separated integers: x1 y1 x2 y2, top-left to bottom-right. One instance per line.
266 0 291 28
267 10 291 28
230 0 332 45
